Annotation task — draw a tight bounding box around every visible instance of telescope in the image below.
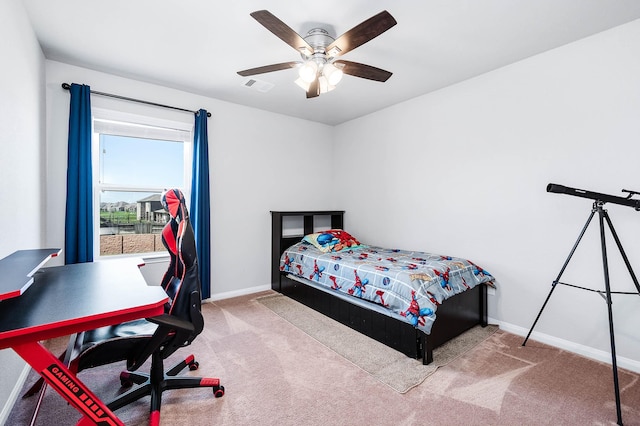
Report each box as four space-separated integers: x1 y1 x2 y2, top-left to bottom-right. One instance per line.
531 183 640 425
547 183 640 211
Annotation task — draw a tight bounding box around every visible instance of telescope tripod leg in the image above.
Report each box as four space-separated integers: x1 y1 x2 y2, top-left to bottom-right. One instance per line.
522 209 596 346
600 208 627 426
521 284 556 346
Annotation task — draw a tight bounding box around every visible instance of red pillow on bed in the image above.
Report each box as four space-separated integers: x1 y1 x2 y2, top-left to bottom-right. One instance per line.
302 229 362 253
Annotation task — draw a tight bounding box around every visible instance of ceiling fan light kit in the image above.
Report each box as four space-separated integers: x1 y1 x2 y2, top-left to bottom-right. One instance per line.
298 60 319 83
237 10 397 99
323 63 343 85
295 75 337 95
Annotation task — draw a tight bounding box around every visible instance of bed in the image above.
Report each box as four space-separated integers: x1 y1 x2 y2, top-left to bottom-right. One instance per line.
271 211 494 364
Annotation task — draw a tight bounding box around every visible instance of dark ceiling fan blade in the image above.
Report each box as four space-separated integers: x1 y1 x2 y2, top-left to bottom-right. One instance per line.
237 62 299 77
306 78 320 98
334 60 392 82
250 10 314 56
325 10 397 58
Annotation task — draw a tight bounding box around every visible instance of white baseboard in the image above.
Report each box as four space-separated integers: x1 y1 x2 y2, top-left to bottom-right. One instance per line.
489 316 640 374
205 284 272 303
0 364 32 426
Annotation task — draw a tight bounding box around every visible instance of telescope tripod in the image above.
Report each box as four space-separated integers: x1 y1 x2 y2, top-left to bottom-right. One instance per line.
522 201 640 426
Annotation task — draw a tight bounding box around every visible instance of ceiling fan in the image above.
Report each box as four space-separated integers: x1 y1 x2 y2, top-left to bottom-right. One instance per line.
237 10 397 98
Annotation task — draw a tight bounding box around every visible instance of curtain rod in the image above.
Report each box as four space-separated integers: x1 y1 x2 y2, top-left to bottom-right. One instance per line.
61 83 211 117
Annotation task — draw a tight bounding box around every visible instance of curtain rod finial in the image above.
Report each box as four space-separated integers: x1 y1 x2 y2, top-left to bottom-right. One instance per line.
62 83 71 90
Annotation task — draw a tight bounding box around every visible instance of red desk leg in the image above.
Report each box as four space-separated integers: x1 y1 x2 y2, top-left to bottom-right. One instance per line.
13 341 124 426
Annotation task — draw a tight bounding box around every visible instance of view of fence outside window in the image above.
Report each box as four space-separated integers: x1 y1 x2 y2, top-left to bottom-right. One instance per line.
93 115 191 257
99 189 168 256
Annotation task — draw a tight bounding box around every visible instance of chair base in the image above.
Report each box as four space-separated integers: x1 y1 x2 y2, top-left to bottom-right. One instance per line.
110 353 224 426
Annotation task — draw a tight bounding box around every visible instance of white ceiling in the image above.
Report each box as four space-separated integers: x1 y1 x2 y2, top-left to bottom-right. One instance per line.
22 0 640 126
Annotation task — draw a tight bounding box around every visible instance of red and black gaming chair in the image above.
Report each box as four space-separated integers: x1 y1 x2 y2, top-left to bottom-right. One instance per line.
26 188 223 424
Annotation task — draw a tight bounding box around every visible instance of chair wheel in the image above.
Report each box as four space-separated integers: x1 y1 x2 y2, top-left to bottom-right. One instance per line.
213 385 225 398
120 378 133 388
188 361 199 371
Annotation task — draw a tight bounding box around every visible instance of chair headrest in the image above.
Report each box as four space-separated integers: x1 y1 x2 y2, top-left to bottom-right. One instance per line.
161 188 187 221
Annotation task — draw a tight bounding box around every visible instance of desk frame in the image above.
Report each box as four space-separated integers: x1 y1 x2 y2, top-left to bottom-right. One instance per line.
0 252 167 426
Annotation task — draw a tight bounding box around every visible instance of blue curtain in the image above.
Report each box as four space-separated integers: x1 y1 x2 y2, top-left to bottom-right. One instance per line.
65 84 93 264
191 109 211 299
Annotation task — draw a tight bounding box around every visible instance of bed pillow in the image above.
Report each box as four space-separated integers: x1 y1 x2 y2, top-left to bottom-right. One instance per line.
302 229 362 253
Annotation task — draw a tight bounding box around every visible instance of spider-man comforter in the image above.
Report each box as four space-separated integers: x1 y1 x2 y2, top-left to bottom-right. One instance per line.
279 242 495 334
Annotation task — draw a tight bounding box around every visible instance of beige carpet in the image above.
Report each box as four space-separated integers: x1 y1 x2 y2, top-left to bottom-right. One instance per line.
7 291 640 425
256 293 499 393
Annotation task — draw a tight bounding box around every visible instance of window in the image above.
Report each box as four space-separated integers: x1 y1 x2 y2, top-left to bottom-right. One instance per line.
92 109 193 258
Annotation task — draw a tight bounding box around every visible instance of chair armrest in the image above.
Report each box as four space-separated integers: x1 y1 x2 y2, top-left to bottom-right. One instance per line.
127 315 196 371
146 314 195 334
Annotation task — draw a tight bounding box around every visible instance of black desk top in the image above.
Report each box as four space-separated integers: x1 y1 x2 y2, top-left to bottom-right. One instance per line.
0 259 168 349
0 249 61 301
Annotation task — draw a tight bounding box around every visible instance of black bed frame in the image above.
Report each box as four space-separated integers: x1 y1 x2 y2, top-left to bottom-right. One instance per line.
271 211 488 365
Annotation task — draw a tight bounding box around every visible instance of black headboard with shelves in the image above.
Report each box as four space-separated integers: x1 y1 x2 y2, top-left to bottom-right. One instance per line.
270 210 344 291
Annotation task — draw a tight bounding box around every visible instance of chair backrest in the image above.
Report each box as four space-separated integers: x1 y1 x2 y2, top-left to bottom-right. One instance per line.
160 189 204 342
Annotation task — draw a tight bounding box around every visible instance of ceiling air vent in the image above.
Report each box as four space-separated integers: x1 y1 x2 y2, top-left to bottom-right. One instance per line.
241 78 274 93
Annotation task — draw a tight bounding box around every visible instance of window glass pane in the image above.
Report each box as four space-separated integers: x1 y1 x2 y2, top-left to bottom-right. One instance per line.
99 190 168 256
94 113 191 259
99 134 184 187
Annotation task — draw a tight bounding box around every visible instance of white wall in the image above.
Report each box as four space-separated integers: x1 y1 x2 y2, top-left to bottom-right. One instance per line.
333 19 640 370
0 0 46 422
0 1 46 255
44 61 335 298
